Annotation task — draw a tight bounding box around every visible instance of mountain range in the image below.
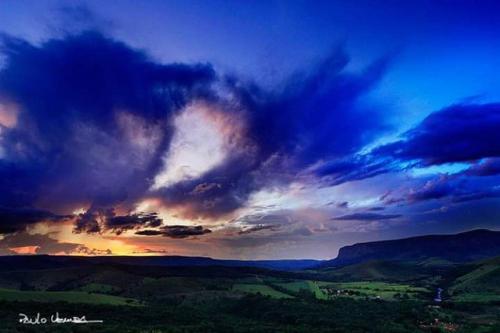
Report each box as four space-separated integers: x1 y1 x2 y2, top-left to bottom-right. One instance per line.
1 229 499 271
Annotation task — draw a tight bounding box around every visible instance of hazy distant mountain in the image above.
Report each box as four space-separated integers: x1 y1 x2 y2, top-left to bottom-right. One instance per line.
0 255 322 271
323 229 500 268
2 229 499 272
94 256 322 271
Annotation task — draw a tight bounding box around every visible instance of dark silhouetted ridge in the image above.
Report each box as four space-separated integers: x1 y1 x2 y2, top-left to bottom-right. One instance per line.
323 229 500 268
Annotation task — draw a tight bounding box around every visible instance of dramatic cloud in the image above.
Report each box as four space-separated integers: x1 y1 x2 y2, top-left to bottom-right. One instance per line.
0 207 70 234
74 208 162 235
375 103 500 165
0 28 497 259
135 225 211 238
0 232 106 255
245 50 391 165
0 31 215 219
0 31 392 229
106 212 162 234
142 50 391 219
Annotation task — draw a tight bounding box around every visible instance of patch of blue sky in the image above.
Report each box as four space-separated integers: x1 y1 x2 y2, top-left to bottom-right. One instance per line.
410 163 470 177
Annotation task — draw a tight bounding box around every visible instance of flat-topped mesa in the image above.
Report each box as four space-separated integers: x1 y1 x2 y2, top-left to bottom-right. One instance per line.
325 229 500 267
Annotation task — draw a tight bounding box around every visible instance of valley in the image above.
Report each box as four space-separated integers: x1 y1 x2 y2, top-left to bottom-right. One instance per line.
0 230 499 332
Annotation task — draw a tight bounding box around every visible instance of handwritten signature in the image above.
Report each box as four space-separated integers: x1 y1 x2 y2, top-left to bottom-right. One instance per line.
19 312 103 324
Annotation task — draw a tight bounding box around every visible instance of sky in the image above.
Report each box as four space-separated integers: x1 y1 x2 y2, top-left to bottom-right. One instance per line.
0 0 499 259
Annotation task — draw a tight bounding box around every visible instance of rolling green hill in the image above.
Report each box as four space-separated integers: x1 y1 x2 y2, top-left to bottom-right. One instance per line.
319 259 438 282
448 256 500 302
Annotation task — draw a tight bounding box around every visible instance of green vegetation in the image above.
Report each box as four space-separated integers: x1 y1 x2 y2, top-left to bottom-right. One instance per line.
0 288 141 305
448 257 500 302
0 256 498 332
275 280 328 300
0 297 435 333
232 283 294 299
1 296 499 333
320 281 428 300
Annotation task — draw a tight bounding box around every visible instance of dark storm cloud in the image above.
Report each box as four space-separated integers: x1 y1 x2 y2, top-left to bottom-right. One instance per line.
73 206 112 234
74 207 163 235
0 31 215 220
375 103 500 165
332 213 402 221
0 162 38 208
242 49 391 165
157 50 392 217
106 212 162 233
134 230 163 236
135 225 211 238
0 207 70 234
0 31 392 225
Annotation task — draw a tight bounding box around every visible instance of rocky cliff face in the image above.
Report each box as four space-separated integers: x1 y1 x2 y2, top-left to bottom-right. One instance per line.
324 229 500 267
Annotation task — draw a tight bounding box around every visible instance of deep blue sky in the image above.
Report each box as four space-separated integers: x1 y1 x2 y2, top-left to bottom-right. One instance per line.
0 1 499 258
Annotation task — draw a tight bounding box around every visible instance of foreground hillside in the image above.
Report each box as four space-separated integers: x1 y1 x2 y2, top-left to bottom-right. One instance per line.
447 256 500 302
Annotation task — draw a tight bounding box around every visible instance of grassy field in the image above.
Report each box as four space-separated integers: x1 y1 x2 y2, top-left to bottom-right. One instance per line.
233 279 429 301
232 283 294 299
316 281 429 300
0 288 141 305
275 280 328 300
